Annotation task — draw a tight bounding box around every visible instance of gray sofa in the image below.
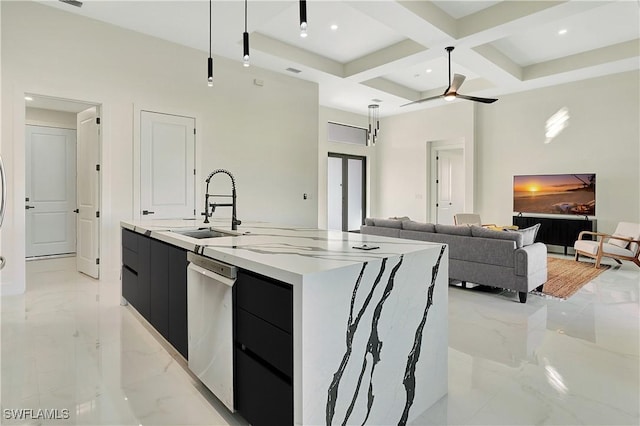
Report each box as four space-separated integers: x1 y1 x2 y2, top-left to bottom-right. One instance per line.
361 218 547 303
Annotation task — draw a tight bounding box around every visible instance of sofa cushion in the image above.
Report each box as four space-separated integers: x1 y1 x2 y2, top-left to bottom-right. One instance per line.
372 218 403 228
364 218 375 226
360 225 401 239
471 225 523 248
389 216 411 221
402 220 436 233
435 224 472 236
608 234 629 249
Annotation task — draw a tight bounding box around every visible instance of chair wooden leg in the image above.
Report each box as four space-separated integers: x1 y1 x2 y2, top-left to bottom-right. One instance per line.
595 253 602 268
634 257 640 268
575 252 579 261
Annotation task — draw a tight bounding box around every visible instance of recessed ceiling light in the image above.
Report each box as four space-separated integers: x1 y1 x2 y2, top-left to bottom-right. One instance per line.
426 69 432 73
24 96 33 101
330 24 338 31
414 74 420 78
558 29 568 35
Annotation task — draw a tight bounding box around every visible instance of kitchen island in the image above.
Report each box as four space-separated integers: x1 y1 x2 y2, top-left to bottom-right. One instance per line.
121 219 448 426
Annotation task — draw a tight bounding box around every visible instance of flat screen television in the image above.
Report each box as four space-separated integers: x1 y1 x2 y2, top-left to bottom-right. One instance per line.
513 174 596 216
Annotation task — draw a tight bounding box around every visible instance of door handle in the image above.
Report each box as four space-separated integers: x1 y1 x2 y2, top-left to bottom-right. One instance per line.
142 210 155 215
25 205 35 209
73 209 79 213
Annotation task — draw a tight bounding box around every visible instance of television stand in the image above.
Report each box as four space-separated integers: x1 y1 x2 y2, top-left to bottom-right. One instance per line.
513 215 596 255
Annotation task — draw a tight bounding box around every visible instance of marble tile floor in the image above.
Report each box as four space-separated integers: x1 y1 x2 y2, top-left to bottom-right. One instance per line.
1 256 638 425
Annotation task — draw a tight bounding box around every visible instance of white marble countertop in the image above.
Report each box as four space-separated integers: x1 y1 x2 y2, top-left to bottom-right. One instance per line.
121 219 443 285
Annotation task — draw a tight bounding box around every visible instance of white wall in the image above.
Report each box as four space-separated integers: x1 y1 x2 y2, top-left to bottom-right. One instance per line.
476 71 639 234
26 107 77 129
1 1 318 294
373 101 475 222
317 106 373 229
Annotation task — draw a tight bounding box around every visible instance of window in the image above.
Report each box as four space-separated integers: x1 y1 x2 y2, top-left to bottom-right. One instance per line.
327 122 367 146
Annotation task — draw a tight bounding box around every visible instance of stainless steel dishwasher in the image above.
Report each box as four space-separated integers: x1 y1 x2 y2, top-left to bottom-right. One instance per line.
187 252 237 412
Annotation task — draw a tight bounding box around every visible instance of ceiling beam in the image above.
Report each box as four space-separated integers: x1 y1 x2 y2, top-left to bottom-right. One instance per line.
361 77 420 102
344 39 428 80
524 39 640 81
250 33 344 78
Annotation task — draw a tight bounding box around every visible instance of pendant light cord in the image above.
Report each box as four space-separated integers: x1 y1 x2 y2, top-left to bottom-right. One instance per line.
244 0 247 32
209 0 212 57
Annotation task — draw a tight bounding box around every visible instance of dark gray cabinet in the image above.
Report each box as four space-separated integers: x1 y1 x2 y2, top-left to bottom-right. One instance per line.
121 228 188 359
513 215 596 254
234 269 293 426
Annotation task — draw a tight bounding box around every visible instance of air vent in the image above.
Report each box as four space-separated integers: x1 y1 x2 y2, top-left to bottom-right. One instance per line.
59 0 83 7
371 98 383 103
286 67 302 74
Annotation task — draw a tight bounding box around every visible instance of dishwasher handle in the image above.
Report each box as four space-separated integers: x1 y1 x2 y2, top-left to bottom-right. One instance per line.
188 262 236 287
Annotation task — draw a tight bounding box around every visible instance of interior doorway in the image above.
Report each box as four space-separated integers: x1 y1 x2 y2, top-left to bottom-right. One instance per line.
24 94 102 279
429 142 465 225
327 153 366 232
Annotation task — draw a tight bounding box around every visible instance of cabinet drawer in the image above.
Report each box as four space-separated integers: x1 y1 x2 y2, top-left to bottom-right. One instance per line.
122 228 138 252
235 271 292 333
236 308 292 378
235 348 293 426
122 247 138 271
122 265 137 306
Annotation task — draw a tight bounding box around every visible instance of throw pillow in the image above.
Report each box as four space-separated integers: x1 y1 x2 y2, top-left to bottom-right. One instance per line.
516 223 541 246
609 234 630 249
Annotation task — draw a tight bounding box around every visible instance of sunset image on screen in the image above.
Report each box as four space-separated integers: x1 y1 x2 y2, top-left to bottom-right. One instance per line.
513 174 595 215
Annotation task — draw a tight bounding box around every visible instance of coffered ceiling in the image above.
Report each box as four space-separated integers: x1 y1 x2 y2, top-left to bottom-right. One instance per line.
39 0 640 117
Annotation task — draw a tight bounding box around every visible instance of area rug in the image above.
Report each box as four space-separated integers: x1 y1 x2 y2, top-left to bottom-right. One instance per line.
541 257 610 299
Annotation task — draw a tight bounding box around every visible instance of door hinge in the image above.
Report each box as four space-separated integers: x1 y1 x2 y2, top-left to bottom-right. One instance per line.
96 164 100 171
436 203 439 207
96 117 101 125
194 169 196 175
193 128 196 135
96 258 100 265
436 179 439 183
193 209 196 215
96 211 100 218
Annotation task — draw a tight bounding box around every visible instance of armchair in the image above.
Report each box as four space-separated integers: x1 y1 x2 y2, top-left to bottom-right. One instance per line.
574 222 640 268
453 213 495 227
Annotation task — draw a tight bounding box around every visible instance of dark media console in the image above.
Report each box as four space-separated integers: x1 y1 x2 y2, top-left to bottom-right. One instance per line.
513 215 596 255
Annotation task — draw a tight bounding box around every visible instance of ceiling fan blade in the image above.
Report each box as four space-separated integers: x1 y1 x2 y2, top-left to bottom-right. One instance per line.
449 73 466 93
456 94 498 104
401 94 444 107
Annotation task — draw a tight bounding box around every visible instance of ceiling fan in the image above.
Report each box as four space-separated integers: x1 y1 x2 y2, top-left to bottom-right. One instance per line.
402 46 498 106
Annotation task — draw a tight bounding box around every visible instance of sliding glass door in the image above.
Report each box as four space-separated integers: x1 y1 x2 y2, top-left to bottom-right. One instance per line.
327 153 366 232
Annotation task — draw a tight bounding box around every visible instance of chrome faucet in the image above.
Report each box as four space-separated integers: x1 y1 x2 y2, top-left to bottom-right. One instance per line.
202 169 241 230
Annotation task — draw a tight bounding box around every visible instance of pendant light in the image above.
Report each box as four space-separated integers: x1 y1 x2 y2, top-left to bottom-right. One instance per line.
299 0 308 38
368 104 379 145
243 0 250 67
207 0 214 86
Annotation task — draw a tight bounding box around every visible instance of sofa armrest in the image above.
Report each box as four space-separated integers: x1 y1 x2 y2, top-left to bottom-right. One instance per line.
514 243 547 276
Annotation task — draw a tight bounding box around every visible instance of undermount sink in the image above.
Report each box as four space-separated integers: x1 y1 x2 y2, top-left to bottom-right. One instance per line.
170 228 237 239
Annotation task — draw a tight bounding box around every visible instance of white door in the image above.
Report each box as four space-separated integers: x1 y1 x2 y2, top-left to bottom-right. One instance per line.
76 107 100 278
141 111 195 219
25 126 77 257
435 149 464 225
